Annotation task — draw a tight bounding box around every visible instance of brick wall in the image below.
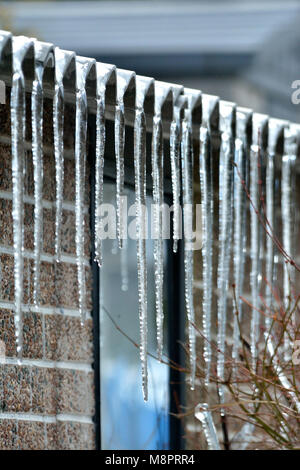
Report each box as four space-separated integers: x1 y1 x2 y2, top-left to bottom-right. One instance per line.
0 88 95 450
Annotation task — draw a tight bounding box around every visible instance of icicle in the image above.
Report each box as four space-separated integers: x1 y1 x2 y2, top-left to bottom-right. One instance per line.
94 87 105 267
199 127 213 386
11 37 31 358
250 114 268 368
134 106 148 401
232 109 251 375
115 71 129 250
181 111 196 390
94 63 116 266
217 101 235 402
120 236 129 292
282 125 298 358
199 95 217 386
195 403 221 450
53 48 69 263
170 108 181 253
152 113 164 360
265 119 283 332
75 59 94 323
32 51 45 306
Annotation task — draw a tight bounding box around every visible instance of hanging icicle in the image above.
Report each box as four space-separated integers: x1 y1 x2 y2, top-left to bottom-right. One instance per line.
282 124 298 358
232 108 252 374
115 70 135 249
199 94 218 386
75 57 96 323
250 113 268 368
152 82 170 361
11 36 33 357
181 108 196 390
170 85 184 253
94 63 116 267
195 403 221 450
265 119 284 332
32 42 54 306
53 49 75 263
217 101 235 402
134 75 153 402
170 108 181 253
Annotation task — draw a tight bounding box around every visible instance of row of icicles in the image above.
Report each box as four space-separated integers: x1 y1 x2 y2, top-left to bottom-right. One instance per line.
3 32 299 406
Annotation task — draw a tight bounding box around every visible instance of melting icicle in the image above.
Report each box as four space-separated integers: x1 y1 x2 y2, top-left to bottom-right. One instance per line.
11 37 29 357
75 61 91 324
250 114 267 368
53 48 68 263
217 102 235 402
170 109 181 253
265 120 282 332
195 403 221 450
134 107 148 401
199 126 213 386
94 86 106 267
115 100 125 249
32 57 44 306
232 109 250 374
182 113 196 389
282 125 297 358
152 113 164 360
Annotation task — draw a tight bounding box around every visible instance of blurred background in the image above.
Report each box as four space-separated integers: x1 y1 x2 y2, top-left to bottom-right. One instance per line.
1 0 300 121
2 0 299 450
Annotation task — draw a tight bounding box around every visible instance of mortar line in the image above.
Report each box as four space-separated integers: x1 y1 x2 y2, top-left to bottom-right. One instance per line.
0 190 88 213
0 412 93 425
3 357 93 372
0 245 90 267
0 300 92 318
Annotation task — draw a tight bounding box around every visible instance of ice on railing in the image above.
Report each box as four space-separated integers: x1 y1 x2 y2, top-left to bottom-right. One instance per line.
1 30 300 413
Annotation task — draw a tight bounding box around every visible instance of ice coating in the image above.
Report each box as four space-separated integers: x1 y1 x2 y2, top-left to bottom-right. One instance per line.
181 109 196 390
195 403 221 450
11 36 33 357
232 108 251 374
199 94 217 386
217 101 235 402
250 113 268 368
